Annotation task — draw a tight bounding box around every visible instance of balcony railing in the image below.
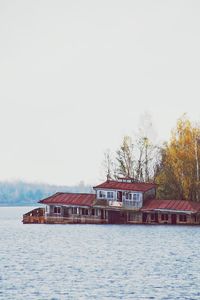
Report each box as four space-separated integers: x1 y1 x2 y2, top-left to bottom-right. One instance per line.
107 200 142 209
123 200 142 209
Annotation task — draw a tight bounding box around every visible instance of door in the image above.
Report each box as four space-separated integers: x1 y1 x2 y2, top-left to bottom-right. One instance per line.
117 191 123 202
155 213 158 223
108 211 120 224
171 214 177 224
63 207 69 217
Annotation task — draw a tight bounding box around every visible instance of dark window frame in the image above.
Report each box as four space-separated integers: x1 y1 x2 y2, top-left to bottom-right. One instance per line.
53 206 61 214
107 191 114 199
179 214 187 222
151 213 155 221
72 207 78 215
161 214 168 221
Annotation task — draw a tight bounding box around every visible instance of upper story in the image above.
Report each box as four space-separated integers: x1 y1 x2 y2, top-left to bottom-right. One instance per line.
93 178 156 209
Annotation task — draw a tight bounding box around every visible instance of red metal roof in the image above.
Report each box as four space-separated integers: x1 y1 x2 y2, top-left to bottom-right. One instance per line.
39 193 96 207
93 180 156 192
142 199 200 212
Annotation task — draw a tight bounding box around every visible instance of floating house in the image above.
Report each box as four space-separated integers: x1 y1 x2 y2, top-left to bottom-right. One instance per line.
23 178 200 225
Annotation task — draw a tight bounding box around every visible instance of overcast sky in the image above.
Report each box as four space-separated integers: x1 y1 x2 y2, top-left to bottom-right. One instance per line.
0 0 200 185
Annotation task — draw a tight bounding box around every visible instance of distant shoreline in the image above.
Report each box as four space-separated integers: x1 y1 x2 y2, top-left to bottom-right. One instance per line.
0 204 41 207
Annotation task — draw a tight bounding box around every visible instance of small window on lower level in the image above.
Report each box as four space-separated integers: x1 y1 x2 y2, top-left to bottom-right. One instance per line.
161 214 168 221
72 207 78 215
54 206 61 214
151 214 155 221
128 213 140 222
81 208 89 215
179 214 187 222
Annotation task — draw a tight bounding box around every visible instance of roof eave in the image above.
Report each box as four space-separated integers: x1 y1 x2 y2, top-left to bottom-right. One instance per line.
93 186 154 192
142 208 196 214
40 201 94 207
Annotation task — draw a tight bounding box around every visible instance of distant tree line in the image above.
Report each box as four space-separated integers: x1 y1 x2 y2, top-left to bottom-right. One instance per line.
0 181 92 206
102 114 200 202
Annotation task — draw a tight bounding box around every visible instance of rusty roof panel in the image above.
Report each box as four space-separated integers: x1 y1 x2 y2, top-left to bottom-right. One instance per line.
93 180 156 192
39 193 96 207
142 199 200 212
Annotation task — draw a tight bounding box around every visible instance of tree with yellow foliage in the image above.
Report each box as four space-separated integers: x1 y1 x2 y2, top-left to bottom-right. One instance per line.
156 115 200 201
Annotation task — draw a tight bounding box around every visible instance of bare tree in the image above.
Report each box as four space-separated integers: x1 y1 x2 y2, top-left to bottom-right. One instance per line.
101 149 115 180
100 112 159 183
116 136 135 178
136 112 158 182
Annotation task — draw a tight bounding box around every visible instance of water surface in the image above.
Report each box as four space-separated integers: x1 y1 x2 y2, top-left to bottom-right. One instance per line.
0 207 200 300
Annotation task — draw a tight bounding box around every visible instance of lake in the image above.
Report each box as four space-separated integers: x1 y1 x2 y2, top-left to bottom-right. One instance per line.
0 207 200 300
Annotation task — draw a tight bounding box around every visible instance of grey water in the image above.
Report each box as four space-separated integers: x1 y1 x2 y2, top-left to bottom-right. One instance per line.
0 207 200 300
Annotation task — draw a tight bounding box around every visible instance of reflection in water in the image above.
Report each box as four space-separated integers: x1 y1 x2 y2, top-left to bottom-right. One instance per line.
0 207 200 300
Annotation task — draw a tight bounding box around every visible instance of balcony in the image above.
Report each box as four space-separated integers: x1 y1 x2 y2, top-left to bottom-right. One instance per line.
123 199 142 209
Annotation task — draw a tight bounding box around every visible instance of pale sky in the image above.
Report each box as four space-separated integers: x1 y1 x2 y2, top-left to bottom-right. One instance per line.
0 0 200 185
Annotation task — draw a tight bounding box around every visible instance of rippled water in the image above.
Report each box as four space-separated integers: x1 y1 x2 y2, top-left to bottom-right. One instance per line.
0 207 200 300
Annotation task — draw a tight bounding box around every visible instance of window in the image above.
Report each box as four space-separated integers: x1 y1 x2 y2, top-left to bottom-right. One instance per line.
133 193 139 201
99 191 106 198
53 206 61 214
179 214 187 222
91 209 98 216
161 214 168 221
107 191 114 199
128 213 140 222
151 214 155 221
129 193 132 200
81 208 89 216
72 207 78 215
